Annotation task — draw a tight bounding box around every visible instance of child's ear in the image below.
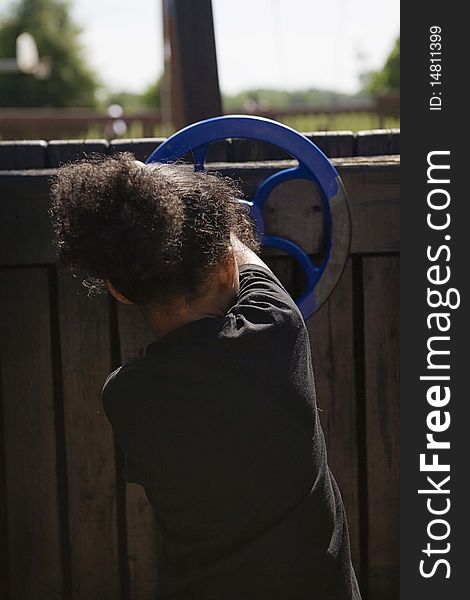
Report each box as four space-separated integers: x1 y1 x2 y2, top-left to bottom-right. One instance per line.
106 281 134 305
218 250 239 293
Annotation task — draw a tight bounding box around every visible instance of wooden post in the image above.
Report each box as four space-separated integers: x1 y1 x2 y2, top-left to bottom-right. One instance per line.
0 270 64 599
162 0 222 130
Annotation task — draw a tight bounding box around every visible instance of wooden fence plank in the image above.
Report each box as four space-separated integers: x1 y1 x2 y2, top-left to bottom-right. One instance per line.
340 161 399 254
230 131 356 161
116 304 160 600
215 159 400 255
355 129 400 157
46 140 109 168
109 139 165 162
0 269 63 599
306 260 361 581
0 172 53 266
57 275 121 599
230 139 293 161
363 256 399 600
307 131 356 157
109 138 231 165
204 140 231 162
263 256 296 296
0 323 10 599
0 141 47 169
0 158 399 266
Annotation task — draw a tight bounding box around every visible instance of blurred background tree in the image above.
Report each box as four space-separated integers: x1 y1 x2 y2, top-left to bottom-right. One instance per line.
0 0 99 107
365 36 400 93
222 87 366 113
106 78 161 112
140 78 161 110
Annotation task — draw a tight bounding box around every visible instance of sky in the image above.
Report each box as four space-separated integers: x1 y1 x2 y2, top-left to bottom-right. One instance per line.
3 0 400 95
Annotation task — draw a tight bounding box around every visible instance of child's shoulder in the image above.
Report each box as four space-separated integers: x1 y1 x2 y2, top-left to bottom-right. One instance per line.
230 264 304 332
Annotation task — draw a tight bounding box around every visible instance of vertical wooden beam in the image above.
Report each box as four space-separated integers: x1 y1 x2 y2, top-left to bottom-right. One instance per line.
161 0 177 129
363 256 399 600
306 260 362 581
0 269 63 599
0 284 10 600
57 276 121 599
163 0 222 129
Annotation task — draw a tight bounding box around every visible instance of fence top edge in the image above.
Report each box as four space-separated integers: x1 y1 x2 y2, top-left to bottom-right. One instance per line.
0 155 400 179
355 128 400 136
0 140 48 147
303 130 355 137
47 139 109 146
0 130 401 146
109 137 166 145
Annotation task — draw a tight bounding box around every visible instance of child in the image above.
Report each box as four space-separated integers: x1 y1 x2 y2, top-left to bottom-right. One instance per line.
50 154 361 600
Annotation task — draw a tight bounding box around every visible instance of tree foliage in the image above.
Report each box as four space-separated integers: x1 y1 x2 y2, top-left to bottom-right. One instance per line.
0 0 99 107
105 78 161 112
140 78 161 110
366 37 400 94
222 87 363 112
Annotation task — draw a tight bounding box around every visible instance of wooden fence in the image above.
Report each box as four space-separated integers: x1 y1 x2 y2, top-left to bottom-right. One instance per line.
0 130 399 600
0 94 400 140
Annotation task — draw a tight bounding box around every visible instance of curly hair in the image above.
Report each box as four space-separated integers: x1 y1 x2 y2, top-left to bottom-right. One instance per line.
49 153 260 305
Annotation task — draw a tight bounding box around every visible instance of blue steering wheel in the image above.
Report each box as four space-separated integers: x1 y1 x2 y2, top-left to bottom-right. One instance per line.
146 115 351 320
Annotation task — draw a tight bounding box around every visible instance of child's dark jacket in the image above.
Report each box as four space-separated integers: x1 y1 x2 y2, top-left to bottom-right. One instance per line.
103 265 361 599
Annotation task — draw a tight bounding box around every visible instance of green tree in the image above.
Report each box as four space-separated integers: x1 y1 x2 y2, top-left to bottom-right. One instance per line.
0 0 99 107
366 37 400 94
103 78 161 113
106 90 145 112
222 87 357 112
139 78 161 110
